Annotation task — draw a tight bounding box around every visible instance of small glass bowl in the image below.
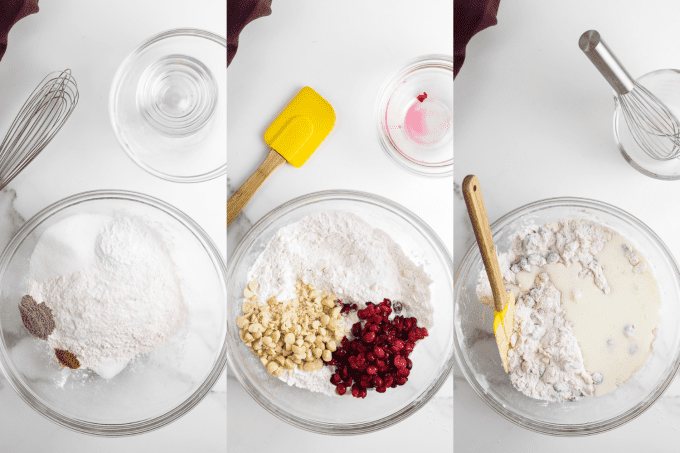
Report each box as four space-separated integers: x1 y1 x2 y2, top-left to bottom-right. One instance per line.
109 28 226 183
375 55 453 178
0 191 227 436
227 190 454 434
614 69 680 180
454 197 680 436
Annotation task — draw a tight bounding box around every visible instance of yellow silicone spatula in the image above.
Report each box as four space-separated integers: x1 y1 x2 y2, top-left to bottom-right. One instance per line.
227 87 336 227
462 175 516 373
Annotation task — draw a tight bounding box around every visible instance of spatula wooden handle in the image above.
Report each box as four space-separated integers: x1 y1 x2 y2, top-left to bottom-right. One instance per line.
462 175 507 312
227 149 286 227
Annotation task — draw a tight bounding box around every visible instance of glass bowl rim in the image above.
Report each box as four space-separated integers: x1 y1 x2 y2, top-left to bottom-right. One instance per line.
108 27 227 183
453 196 680 436
0 189 228 436
227 189 454 435
374 54 453 178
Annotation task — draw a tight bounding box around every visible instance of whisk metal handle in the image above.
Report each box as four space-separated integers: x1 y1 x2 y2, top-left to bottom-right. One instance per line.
579 30 635 95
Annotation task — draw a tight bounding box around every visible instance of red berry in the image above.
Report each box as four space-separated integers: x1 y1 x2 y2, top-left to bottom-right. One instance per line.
393 355 407 369
383 298 391 307
351 385 363 398
357 309 368 320
366 365 378 375
360 374 372 388
372 376 383 388
384 375 395 387
391 340 405 353
331 373 341 385
343 376 353 386
406 358 413 370
363 331 376 343
396 377 408 386
376 386 387 393
336 384 346 395
397 368 410 378
373 346 386 358
366 352 376 362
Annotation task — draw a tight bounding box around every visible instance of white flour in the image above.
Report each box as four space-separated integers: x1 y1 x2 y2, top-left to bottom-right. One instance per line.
28 213 186 379
247 211 433 396
477 219 611 402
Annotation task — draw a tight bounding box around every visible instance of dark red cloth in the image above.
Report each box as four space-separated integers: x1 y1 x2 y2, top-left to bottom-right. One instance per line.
227 0 272 67
0 0 38 62
454 0 500 78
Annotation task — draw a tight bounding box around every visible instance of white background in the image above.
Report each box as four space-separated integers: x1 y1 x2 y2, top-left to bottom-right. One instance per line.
0 1 226 451
455 0 680 451
227 1 453 451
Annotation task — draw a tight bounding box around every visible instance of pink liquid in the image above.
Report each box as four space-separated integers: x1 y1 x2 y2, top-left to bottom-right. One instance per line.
404 98 451 146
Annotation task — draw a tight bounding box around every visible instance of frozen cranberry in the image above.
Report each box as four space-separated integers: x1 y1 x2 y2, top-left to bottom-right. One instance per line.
351 322 362 337
368 324 380 332
397 368 410 378
331 373 342 385
373 346 386 358
351 385 363 398
376 386 387 393
363 331 376 343
357 309 369 320
393 355 407 369
396 377 408 386
406 358 413 370
366 365 378 375
343 376 353 386
391 340 405 353
366 352 376 362
384 375 395 388
360 374 372 388
336 384 347 396
372 376 383 388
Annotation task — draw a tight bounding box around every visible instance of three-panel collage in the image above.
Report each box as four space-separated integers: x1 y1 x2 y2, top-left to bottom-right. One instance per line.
1 1 679 452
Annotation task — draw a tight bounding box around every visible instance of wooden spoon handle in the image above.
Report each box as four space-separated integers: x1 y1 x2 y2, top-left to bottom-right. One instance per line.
462 175 506 312
227 149 286 227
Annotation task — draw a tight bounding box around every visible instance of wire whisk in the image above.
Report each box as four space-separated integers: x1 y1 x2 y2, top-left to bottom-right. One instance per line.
579 30 680 161
0 69 78 190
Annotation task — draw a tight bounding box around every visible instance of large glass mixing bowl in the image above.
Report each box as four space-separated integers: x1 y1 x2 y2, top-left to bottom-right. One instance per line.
228 190 454 434
454 197 680 435
0 191 227 436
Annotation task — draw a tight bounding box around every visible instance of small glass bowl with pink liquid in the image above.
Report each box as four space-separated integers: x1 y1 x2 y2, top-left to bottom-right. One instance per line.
375 55 453 177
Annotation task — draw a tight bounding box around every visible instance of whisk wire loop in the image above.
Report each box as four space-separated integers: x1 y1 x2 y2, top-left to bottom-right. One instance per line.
0 70 79 190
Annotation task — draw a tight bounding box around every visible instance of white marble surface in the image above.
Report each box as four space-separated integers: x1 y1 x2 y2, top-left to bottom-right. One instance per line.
0 0 225 451
455 0 680 450
227 0 452 450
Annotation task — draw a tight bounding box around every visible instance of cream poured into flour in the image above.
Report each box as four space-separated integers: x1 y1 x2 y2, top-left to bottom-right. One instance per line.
477 219 661 402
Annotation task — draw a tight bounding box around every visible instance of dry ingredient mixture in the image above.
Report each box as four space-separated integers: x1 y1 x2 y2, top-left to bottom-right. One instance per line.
20 213 186 380
477 219 662 402
243 210 434 396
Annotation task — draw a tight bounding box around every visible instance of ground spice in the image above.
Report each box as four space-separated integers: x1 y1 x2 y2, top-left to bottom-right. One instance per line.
55 349 80 369
18 295 55 340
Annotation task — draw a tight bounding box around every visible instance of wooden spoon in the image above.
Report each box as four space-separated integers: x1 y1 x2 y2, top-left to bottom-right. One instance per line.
462 175 515 372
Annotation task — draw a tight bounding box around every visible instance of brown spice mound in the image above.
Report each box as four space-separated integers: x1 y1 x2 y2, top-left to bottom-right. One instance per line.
18 295 55 340
55 349 80 369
